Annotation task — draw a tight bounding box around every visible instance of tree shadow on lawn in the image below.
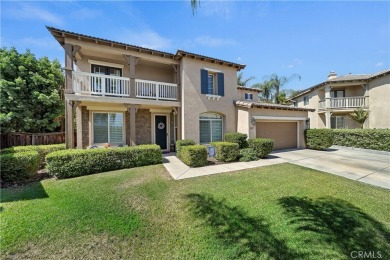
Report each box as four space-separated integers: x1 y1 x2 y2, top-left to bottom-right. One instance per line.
279 196 390 258
186 193 300 259
0 181 49 203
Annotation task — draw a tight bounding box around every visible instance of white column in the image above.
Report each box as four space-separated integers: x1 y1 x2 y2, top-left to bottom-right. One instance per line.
325 111 331 129
324 85 332 109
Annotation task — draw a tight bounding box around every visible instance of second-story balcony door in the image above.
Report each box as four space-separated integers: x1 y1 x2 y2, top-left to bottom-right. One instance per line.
91 64 122 96
330 90 345 98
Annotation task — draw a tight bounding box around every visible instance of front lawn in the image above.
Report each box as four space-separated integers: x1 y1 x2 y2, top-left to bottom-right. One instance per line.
1 163 389 259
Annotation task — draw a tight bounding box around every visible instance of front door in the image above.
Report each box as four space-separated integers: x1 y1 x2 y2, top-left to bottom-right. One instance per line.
155 115 167 150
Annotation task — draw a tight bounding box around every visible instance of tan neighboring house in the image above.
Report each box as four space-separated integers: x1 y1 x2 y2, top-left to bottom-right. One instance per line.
291 70 390 129
48 27 313 151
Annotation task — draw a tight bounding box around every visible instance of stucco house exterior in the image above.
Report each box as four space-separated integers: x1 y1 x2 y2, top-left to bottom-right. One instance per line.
290 70 390 129
48 27 313 151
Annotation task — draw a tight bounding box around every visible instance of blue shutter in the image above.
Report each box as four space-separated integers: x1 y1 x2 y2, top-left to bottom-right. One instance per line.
244 93 249 100
217 72 224 96
200 69 208 94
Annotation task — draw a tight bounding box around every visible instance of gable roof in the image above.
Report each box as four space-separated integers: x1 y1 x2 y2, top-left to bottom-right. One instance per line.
237 86 262 93
46 26 245 70
290 69 390 100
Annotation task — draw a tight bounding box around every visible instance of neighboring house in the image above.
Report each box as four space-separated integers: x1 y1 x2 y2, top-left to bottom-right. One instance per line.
48 27 313 151
290 70 390 129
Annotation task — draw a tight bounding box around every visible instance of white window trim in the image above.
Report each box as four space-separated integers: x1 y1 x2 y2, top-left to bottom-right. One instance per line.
90 111 126 146
203 67 222 73
88 59 124 69
199 114 223 144
206 94 222 101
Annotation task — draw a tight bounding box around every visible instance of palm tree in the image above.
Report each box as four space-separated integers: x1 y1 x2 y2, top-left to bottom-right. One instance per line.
349 108 369 128
263 74 301 104
237 72 255 87
253 81 273 102
191 0 199 15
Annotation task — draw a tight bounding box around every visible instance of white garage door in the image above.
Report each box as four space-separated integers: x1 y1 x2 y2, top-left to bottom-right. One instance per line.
256 122 297 150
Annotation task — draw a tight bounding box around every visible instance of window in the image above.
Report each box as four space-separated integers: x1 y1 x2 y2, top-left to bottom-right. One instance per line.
93 112 124 144
330 90 345 98
199 113 223 144
201 69 224 96
244 93 253 100
208 74 215 94
303 96 309 105
305 119 310 129
331 116 345 129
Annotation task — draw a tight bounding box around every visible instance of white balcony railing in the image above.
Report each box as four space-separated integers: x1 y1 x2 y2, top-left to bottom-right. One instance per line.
319 96 367 109
72 71 130 97
136 79 177 100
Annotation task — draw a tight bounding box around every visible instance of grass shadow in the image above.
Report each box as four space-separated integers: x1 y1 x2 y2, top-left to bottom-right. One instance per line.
186 193 300 259
279 196 390 258
1 181 49 203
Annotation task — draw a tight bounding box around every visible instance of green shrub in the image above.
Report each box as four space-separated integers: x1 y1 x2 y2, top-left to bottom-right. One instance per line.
1 144 66 166
176 139 196 158
210 142 239 162
224 132 248 149
333 129 390 151
239 148 258 162
0 151 40 182
180 145 208 167
305 129 334 150
248 138 274 158
46 145 162 179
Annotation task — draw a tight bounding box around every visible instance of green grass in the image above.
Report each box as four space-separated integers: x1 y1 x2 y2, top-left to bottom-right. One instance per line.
1 163 389 259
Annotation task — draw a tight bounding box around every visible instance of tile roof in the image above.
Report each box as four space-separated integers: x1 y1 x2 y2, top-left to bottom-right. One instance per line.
237 86 262 93
46 26 245 70
234 100 315 112
290 69 390 100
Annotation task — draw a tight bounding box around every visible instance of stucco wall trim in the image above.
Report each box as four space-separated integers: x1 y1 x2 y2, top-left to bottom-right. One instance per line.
253 116 308 121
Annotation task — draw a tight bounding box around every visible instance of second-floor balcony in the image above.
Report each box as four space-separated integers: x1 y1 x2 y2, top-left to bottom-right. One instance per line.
72 71 177 101
319 96 368 110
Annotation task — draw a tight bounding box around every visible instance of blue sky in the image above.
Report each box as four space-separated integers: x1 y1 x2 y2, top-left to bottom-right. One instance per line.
1 1 389 90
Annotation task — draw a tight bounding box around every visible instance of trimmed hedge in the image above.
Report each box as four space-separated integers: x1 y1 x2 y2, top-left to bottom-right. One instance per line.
176 139 196 158
0 144 66 166
333 129 390 151
239 148 258 162
305 129 334 150
248 138 274 158
224 132 248 149
210 142 239 162
0 151 40 182
46 145 162 179
180 145 208 167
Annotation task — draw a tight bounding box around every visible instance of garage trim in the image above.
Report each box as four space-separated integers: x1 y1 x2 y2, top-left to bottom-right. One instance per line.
254 116 308 149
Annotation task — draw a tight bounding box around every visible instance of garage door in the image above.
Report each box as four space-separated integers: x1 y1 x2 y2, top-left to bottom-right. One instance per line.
256 122 297 150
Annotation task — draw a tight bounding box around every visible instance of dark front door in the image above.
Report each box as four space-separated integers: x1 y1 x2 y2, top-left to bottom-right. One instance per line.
155 115 167 150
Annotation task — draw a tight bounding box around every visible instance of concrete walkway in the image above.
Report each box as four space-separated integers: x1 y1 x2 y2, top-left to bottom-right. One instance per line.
163 146 390 189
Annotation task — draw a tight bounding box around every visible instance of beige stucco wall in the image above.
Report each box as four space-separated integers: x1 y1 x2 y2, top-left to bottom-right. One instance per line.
295 89 320 128
368 74 390 129
180 57 238 143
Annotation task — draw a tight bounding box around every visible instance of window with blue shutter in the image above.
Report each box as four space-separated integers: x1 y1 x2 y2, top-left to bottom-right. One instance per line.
217 72 224 96
244 93 253 100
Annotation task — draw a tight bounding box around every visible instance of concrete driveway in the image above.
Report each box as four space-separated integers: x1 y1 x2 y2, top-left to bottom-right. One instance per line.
272 146 390 189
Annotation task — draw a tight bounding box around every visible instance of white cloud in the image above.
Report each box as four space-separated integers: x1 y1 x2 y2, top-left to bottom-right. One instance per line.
7 4 64 26
198 1 233 19
194 36 236 47
237 57 242 61
118 30 172 50
70 7 102 20
287 58 303 69
21 37 61 49
376 62 384 67
287 64 294 69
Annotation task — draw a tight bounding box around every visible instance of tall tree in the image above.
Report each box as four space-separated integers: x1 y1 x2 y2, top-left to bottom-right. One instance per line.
191 0 200 15
237 72 255 87
263 74 301 104
349 108 369 128
253 81 273 102
0 47 64 133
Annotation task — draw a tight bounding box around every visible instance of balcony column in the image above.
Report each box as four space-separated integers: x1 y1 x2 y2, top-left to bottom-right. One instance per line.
362 84 369 107
172 64 181 101
325 111 332 129
64 43 75 149
126 104 137 146
324 85 332 109
176 107 182 140
124 55 139 98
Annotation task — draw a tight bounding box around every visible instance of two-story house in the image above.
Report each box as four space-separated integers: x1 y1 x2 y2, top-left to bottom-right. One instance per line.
291 70 390 129
48 27 314 151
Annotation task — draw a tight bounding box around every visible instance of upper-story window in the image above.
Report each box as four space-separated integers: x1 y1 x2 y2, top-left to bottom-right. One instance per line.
201 69 224 97
331 90 345 98
303 96 309 105
91 64 122 94
244 93 253 100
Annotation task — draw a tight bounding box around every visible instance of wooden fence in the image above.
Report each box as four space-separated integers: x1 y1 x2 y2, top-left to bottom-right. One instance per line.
0 132 69 149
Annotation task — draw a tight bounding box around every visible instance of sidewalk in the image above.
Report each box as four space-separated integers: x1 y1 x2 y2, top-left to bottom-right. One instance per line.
162 153 287 180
